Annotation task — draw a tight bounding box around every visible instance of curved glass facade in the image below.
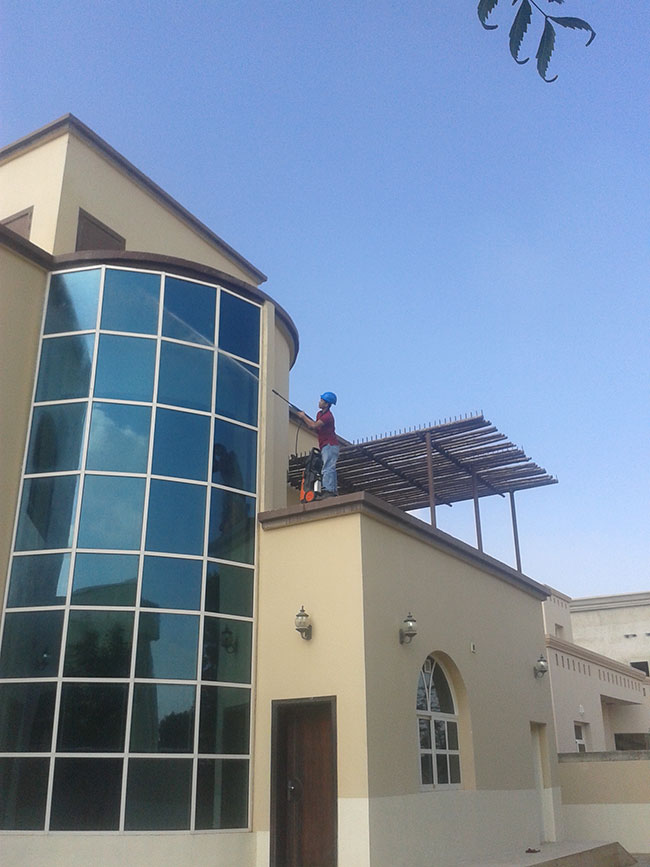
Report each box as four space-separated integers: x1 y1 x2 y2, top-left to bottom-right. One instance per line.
0 267 260 831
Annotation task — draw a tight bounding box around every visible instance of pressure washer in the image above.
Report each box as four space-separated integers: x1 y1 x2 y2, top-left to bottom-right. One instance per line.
272 389 323 502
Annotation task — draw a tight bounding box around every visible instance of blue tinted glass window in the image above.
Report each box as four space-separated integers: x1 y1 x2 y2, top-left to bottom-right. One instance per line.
94 335 156 402
35 335 94 402
135 612 199 680
205 562 253 617
196 759 248 830
86 402 151 473
50 758 122 831
208 488 255 564
198 686 250 754
0 758 49 830
57 683 128 751
44 270 100 334
212 419 257 492
0 683 57 752
15 475 79 551
125 759 192 830
0 611 64 678
26 403 87 474
141 556 202 610
130 684 196 752
163 276 215 345
71 553 139 606
7 553 70 607
64 610 134 678
77 475 145 551
158 342 213 412
218 292 260 363
152 409 210 481
201 617 252 684
146 479 206 555
101 269 160 334
215 353 258 426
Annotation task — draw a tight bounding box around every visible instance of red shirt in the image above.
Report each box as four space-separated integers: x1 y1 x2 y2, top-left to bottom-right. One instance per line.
316 409 338 449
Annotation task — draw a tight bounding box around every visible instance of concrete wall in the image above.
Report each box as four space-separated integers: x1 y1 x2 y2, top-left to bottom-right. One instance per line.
543 588 574 641
571 594 650 672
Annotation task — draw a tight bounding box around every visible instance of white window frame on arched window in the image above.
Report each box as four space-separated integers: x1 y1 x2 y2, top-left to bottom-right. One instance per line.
417 656 461 789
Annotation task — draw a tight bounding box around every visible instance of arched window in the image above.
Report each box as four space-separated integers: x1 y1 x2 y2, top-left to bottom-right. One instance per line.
417 656 461 788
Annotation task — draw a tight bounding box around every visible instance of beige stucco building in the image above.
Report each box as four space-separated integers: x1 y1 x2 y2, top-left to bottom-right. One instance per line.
0 116 644 866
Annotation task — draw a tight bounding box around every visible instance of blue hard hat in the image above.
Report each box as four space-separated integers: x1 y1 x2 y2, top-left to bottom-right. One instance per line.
320 391 337 405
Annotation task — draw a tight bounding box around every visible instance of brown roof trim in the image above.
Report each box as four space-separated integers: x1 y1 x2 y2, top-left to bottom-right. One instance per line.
0 223 53 269
545 634 650 681
0 114 267 285
258 490 549 600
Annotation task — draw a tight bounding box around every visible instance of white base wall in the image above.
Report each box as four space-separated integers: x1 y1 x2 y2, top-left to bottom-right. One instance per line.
563 804 650 854
0 831 256 867
368 788 562 867
339 797 371 867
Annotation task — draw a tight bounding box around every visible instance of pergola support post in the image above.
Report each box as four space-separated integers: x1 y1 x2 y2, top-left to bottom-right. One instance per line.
425 431 437 528
509 490 522 572
472 472 483 552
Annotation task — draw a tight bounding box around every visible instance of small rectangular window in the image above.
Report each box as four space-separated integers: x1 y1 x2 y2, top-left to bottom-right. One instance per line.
631 661 650 676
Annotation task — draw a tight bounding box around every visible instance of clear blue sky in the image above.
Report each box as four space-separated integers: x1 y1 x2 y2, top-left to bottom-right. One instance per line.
2 1 648 597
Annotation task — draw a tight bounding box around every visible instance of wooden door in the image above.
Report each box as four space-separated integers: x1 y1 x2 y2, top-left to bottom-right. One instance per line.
270 697 337 867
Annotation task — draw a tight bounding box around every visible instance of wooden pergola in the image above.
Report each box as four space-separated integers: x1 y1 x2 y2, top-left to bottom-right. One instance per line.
287 413 557 572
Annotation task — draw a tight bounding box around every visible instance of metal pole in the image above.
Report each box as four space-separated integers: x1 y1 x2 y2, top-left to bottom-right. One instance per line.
473 472 483 552
425 431 437 528
509 490 522 572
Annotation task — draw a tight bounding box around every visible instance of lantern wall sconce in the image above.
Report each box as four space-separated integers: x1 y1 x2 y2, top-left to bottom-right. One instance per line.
534 654 549 679
399 613 417 645
220 626 237 654
295 606 312 640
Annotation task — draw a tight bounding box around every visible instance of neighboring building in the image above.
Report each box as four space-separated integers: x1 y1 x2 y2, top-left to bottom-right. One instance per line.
571 592 650 678
0 115 639 866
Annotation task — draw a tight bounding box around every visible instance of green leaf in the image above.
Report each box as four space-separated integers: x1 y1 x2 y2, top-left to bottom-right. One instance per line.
477 0 500 30
536 19 558 82
549 16 596 46
509 0 532 64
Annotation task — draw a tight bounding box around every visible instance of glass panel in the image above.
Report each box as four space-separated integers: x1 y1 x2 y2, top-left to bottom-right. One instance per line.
26 403 87 473
420 754 433 786
163 276 215 345
101 268 160 334
449 754 461 784
418 718 431 750
218 291 260 363
7 553 70 607
202 617 252 684
77 475 145 551
0 683 56 751
130 683 196 752
436 753 449 785
14 475 79 551
57 683 128 751
158 341 213 412
208 488 255 564
50 758 122 830
430 663 455 714
416 669 428 710
212 419 257 492
141 556 202 611
215 352 258 426
94 334 156 402
0 611 63 678
0 758 49 830
35 334 94 402
125 758 192 830
196 758 248 829
71 553 138 606
86 402 151 473
434 719 447 750
135 612 199 680
205 562 253 617
199 686 251 754
146 479 206 556
44 269 100 334
63 610 134 678
152 408 210 481
447 720 459 751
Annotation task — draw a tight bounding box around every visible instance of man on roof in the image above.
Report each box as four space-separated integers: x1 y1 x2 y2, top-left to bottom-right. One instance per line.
298 392 339 497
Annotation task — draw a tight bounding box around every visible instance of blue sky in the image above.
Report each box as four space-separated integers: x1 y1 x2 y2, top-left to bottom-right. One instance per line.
2 1 648 597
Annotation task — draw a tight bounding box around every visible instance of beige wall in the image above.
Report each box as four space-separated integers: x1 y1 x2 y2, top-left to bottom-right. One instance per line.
543 589 574 641
0 247 48 599
571 598 650 669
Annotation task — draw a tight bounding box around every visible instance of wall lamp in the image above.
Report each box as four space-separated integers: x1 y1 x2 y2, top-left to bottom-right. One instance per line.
399 613 417 645
295 606 312 640
220 626 237 654
534 655 549 679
